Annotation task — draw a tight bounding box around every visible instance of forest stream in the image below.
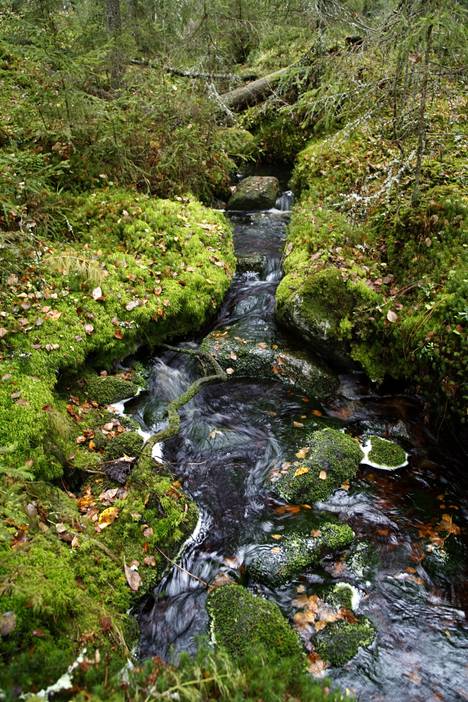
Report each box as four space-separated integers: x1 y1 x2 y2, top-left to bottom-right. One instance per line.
116 182 467 702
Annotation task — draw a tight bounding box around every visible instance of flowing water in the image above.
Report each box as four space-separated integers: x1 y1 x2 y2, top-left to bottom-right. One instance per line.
123 191 467 701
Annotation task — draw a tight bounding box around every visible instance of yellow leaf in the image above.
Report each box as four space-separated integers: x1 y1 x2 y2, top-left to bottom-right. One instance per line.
319 470 328 480
294 466 310 477
98 506 119 528
295 447 310 459
271 534 283 541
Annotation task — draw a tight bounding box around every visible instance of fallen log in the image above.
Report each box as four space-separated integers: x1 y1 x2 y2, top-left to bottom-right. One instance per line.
129 59 256 83
220 67 290 111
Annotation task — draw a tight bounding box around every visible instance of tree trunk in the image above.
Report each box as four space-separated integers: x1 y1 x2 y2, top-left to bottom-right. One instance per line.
106 0 123 87
220 68 290 111
412 21 433 206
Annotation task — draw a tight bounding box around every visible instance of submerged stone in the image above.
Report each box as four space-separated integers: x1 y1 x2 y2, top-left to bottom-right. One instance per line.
201 327 338 401
361 435 408 470
207 583 304 670
228 176 280 210
248 525 354 586
271 428 363 503
314 618 375 667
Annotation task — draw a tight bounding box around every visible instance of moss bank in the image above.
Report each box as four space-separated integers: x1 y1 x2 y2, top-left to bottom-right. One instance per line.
277 99 467 423
0 189 235 480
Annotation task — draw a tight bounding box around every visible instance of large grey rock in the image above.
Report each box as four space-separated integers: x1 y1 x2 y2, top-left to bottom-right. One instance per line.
201 325 339 401
228 176 279 210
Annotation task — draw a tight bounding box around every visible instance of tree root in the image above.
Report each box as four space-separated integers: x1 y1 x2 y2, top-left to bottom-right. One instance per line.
142 345 227 458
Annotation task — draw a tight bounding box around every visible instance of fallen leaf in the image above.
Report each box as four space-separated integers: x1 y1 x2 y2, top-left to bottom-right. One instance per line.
98 506 119 528
271 534 283 541
229 351 238 360
294 466 310 477
226 367 235 375
387 309 398 323
295 447 310 459
124 563 142 591
144 556 157 567
311 409 322 416
0 611 16 636
293 421 304 428
84 323 94 335
319 470 328 480
0 328 8 338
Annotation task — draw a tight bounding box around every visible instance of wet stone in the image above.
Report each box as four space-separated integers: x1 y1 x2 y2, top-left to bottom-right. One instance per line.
201 326 338 401
248 524 354 586
228 176 280 211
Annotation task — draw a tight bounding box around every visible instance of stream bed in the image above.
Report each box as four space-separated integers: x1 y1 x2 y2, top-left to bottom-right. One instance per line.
124 193 466 701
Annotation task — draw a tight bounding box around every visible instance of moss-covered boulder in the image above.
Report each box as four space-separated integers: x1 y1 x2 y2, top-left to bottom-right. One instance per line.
276 265 381 371
248 525 354 586
104 430 144 460
207 584 304 670
84 373 140 405
315 619 375 667
217 127 256 163
361 435 408 470
227 176 279 210
201 326 338 401
271 428 363 503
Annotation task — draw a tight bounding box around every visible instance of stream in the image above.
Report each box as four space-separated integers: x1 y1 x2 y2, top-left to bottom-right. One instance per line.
123 188 467 701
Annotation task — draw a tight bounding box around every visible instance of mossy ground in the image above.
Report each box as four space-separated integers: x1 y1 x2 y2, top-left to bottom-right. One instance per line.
0 190 233 698
0 189 234 480
277 98 467 422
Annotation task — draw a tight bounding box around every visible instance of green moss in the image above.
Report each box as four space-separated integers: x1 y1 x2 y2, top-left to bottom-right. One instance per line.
216 127 256 163
249 525 354 585
315 619 375 667
279 106 467 422
104 431 144 460
364 436 407 469
272 428 363 503
0 189 235 478
84 374 140 405
208 584 304 671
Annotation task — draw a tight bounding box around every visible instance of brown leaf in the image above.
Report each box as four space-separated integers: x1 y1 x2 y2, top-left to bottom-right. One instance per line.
0 328 8 338
124 563 142 591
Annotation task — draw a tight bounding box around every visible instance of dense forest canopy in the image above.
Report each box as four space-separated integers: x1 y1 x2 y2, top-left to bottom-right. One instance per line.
0 0 467 700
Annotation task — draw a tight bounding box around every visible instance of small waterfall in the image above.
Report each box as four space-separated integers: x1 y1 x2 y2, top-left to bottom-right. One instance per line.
275 190 294 212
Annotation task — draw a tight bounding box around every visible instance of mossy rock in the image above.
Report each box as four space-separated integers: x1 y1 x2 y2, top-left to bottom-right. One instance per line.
217 127 256 162
277 267 381 370
271 428 363 503
201 326 338 401
361 435 408 470
227 176 279 210
315 618 375 667
84 374 140 405
236 253 268 275
248 525 354 586
207 584 304 672
104 431 144 460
